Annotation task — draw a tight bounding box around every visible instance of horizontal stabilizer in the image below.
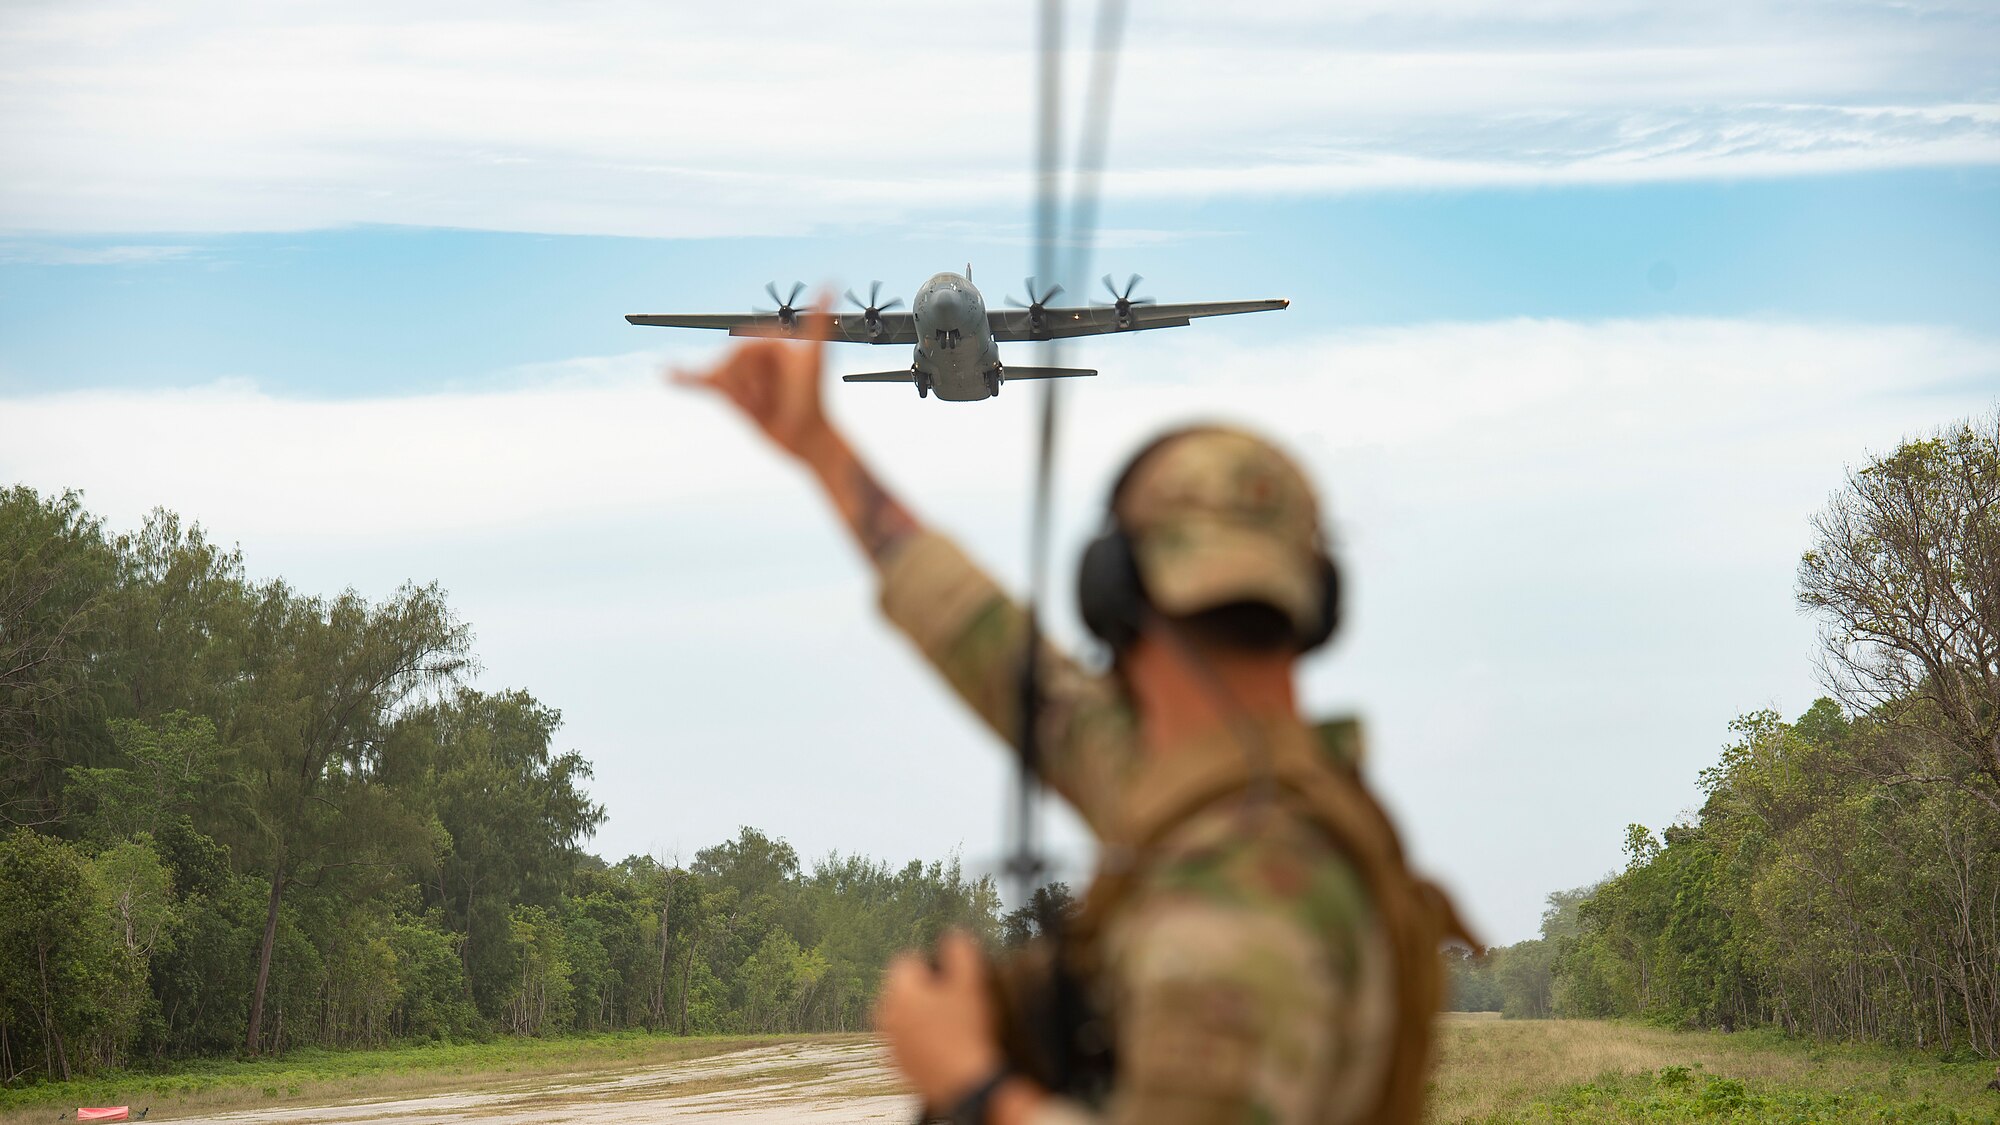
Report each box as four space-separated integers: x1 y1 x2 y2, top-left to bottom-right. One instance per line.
1003 366 1097 381
841 370 917 383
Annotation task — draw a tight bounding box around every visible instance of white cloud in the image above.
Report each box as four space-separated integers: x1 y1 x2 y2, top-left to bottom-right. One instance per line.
0 0 1993 235
6 314 1997 941
0 242 200 265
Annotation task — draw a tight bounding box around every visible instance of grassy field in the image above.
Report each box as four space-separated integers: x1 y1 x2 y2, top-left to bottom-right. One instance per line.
0 1032 837 1124
1431 1013 2000 1124
3 1018 1995 1124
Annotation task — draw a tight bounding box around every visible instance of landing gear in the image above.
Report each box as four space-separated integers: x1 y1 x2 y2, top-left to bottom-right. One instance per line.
915 371 932 399
985 369 1002 397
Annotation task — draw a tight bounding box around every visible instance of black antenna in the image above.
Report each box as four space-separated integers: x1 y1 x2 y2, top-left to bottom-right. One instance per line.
1007 0 1063 908
1065 0 1129 294
1009 0 1130 910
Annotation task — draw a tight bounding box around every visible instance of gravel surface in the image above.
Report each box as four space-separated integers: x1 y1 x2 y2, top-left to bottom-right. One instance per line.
173 1040 915 1125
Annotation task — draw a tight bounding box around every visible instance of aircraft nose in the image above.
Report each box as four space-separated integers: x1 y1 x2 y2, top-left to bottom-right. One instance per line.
931 287 965 323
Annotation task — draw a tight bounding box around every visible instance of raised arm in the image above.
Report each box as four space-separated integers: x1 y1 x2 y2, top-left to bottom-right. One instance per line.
672 310 1136 830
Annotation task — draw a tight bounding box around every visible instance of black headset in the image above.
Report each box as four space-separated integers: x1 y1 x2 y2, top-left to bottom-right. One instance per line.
1076 427 1342 655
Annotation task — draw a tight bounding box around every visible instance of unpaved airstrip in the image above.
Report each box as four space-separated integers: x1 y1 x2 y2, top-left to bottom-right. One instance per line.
173 1040 912 1125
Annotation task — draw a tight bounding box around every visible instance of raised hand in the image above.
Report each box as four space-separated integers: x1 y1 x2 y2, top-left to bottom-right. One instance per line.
671 298 834 463
669 297 918 565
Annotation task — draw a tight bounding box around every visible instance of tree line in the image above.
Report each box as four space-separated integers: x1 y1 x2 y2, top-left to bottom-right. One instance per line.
12 409 1999 1079
0 488 1012 1083
1450 415 2000 1060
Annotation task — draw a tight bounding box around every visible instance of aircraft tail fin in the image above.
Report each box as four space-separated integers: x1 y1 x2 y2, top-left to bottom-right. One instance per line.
1003 366 1097 381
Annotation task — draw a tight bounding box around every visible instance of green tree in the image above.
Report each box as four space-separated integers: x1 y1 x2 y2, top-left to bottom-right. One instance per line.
1494 940 1556 1020
105 509 248 723
384 688 603 1020
64 712 226 844
0 488 118 828
228 581 470 1053
738 930 827 1032
1798 416 2000 813
695 827 801 910
501 905 574 1035
386 909 478 1041
1495 889 1586 1019
0 828 143 1078
1549 699 2000 1055
1443 945 1502 1012
90 838 176 959
1002 881 1076 948
143 839 263 1057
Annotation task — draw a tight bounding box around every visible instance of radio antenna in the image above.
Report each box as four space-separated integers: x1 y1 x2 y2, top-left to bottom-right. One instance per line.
1009 0 1130 909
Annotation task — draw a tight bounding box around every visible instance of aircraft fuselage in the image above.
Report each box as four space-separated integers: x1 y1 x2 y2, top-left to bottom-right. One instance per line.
910 272 1003 401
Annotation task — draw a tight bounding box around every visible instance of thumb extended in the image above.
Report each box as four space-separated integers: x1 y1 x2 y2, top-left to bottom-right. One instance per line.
938 930 985 985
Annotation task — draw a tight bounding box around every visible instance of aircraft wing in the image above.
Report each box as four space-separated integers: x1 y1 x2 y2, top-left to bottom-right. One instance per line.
987 299 1287 343
625 311 918 345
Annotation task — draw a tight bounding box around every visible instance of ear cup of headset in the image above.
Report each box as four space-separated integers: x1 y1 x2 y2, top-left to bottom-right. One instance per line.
1077 527 1146 653
1081 528 1342 655
1083 426 1345 655
1298 554 1342 653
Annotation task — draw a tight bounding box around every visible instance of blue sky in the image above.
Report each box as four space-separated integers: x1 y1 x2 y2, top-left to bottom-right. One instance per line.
4 0 1999 943
6 170 1999 396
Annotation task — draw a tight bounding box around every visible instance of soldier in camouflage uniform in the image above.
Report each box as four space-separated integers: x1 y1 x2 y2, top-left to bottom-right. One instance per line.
677 313 1445 1125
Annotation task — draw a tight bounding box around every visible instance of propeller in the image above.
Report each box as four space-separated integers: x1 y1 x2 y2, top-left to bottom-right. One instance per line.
755 281 808 331
843 280 905 338
1102 273 1154 328
1005 277 1065 335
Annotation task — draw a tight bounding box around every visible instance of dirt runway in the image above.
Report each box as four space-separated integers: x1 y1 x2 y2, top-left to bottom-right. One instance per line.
173 1040 915 1125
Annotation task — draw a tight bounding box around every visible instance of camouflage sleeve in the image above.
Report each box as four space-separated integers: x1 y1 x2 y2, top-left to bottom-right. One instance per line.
877 530 1134 833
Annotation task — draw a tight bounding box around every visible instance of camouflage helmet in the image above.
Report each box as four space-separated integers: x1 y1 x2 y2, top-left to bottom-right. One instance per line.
1112 425 1332 641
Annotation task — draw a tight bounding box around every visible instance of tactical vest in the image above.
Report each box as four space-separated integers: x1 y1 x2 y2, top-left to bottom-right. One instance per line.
991 717 1477 1124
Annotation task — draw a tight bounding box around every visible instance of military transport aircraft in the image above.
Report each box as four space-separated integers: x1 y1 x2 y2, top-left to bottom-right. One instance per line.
627 272 1287 402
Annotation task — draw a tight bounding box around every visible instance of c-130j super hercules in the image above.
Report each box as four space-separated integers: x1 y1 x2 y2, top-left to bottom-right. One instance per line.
627 271 1287 402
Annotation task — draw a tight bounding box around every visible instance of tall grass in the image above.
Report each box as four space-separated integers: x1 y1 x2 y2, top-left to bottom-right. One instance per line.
1430 1014 2000 1124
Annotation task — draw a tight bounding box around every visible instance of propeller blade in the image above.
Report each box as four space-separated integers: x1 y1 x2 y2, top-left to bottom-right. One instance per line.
844 288 866 310
1018 280 1065 309
1007 296 1028 308
786 281 806 307
868 280 883 306
766 282 783 306
1102 274 1118 300
1123 274 1144 300
878 297 905 312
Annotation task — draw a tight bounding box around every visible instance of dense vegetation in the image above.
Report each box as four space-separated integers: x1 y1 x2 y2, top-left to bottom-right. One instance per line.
10 410 1999 1086
1452 417 2000 1060
0 489 1006 1083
